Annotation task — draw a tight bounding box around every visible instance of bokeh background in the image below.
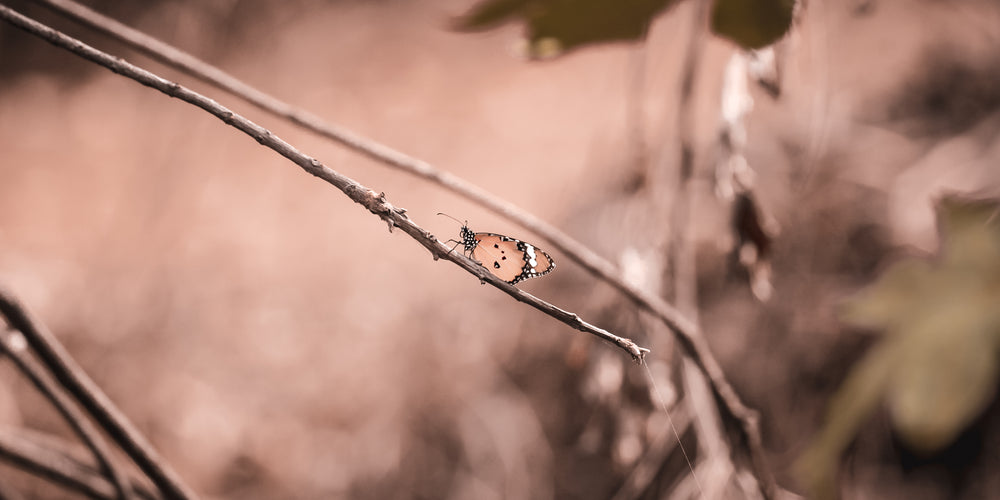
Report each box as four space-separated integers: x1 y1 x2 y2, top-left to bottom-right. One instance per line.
1 0 1000 498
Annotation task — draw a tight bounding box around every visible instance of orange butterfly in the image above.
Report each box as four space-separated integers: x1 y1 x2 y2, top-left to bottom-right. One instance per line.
439 213 556 284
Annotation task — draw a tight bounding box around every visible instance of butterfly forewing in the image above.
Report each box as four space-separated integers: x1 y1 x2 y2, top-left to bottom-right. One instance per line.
471 232 556 284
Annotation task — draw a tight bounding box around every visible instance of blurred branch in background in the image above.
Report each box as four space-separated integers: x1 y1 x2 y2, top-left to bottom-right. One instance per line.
0 285 195 499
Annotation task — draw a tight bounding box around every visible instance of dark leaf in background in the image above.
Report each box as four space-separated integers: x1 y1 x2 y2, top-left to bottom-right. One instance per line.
798 196 1000 499
710 0 794 49
453 0 678 58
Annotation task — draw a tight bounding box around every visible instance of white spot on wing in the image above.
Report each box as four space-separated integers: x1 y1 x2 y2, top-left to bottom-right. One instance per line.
525 245 538 267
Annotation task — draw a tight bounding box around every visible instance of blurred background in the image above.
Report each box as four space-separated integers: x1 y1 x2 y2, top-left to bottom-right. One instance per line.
1 0 999 498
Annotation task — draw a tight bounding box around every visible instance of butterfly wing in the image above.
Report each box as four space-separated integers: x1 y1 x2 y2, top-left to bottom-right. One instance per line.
472 233 556 284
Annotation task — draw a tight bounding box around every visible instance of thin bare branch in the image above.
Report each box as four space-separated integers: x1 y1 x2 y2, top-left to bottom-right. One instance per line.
0 329 133 499
0 285 197 500
0 427 159 500
28 0 659 353
0 4 648 363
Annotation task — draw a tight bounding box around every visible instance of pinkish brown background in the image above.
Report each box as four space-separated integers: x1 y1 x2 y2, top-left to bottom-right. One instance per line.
1 0 1000 498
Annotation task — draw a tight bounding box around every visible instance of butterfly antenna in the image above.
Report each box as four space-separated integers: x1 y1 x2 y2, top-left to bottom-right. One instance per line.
436 212 466 226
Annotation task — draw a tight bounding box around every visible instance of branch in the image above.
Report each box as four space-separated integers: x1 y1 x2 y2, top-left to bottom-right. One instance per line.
0 328 133 499
0 4 648 362
0 427 158 500
29 0 687 339
0 286 198 500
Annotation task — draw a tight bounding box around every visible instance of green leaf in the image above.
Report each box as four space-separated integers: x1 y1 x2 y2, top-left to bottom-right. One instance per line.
798 196 1000 498
710 0 795 50
453 0 678 58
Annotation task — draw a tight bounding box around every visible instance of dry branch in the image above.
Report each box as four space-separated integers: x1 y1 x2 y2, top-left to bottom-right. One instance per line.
0 3 647 362
26 0 659 355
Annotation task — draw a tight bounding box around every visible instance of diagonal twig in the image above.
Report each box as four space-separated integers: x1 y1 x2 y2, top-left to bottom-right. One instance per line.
0 286 198 500
0 3 648 362
24 0 682 338
0 328 134 500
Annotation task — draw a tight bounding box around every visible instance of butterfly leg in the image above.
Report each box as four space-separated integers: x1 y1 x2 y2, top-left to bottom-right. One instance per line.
443 239 462 255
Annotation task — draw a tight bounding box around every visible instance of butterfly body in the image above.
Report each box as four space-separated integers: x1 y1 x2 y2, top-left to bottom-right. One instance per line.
455 223 556 284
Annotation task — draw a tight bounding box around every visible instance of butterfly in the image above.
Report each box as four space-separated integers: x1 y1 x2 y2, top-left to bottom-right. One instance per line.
439 213 556 284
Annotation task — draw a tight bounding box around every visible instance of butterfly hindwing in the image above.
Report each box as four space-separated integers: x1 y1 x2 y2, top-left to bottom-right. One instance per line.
471 234 523 283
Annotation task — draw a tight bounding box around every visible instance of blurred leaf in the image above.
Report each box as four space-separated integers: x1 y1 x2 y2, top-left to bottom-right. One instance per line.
890 317 998 452
710 0 794 49
798 196 1000 498
795 343 895 500
453 0 678 58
